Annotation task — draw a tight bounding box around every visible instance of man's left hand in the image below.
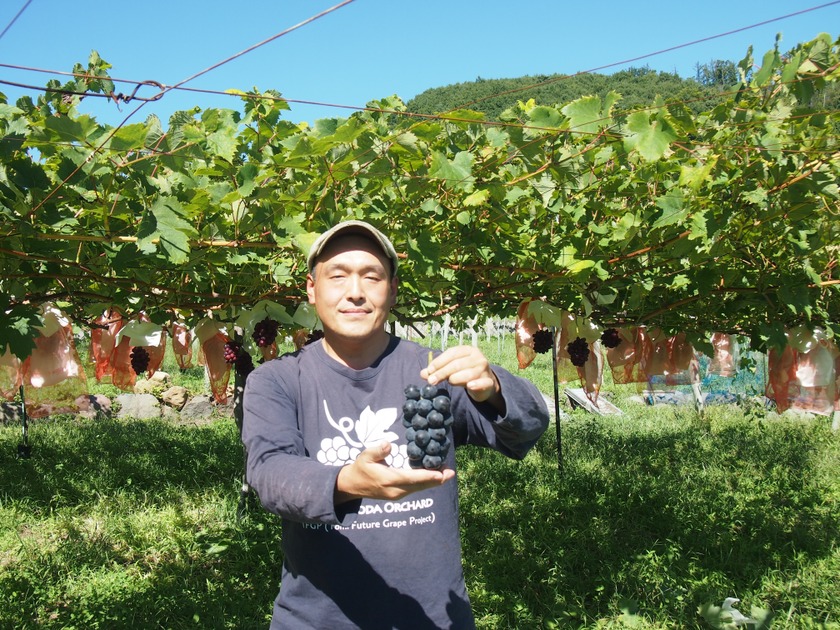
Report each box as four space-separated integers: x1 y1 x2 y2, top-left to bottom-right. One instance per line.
420 346 504 410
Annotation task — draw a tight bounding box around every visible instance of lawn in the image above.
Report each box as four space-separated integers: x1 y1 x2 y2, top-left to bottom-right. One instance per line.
1 333 838 629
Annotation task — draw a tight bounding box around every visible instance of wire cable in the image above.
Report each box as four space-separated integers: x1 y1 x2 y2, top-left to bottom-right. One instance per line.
167 0 355 93
0 0 32 42
2 0 837 122
23 1 358 216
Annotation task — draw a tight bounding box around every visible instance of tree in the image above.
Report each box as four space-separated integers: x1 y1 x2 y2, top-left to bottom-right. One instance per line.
694 59 740 88
407 66 724 119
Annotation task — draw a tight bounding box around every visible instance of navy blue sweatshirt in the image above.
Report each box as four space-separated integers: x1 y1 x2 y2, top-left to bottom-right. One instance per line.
242 336 549 629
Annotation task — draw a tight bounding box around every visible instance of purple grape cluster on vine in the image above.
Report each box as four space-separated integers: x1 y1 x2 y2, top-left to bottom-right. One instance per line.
403 383 453 470
566 337 590 367
600 327 622 349
224 340 254 377
223 341 241 364
252 317 279 348
130 346 150 375
532 328 553 354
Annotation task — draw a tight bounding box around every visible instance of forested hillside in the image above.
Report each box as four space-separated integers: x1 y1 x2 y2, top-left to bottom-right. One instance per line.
405 65 733 119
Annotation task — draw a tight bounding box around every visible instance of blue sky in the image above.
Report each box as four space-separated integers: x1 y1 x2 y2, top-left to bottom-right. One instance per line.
1 0 838 128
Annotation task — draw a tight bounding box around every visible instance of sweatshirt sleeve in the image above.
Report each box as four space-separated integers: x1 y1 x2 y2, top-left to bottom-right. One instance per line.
241 362 346 526
453 364 550 460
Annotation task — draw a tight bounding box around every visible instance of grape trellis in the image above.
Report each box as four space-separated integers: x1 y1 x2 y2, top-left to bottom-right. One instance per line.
0 35 838 363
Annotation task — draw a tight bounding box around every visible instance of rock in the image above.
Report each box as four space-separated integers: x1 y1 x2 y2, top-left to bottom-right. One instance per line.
161 405 180 422
133 371 172 395
115 393 161 420
540 393 568 419
782 408 816 421
161 386 188 410
149 371 171 385
649 391 693 405
75 394 112 420
133 379 157 395
179 395 215 421
214 397 235 418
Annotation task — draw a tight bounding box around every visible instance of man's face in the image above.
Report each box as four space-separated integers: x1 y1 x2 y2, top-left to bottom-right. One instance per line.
306 234 397 345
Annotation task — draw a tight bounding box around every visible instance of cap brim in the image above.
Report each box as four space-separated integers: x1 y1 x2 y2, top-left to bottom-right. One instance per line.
307 220 398 275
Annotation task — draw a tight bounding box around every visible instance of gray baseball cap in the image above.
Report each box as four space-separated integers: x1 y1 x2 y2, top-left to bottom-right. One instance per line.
307 220 399 275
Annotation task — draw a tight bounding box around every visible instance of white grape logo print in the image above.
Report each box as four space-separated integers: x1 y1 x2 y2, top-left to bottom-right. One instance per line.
317 401 410 469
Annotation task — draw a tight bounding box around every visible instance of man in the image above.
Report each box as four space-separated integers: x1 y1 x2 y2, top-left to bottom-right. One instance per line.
241 220 550 629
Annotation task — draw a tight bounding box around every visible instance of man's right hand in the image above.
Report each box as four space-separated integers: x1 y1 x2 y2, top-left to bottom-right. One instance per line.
334 440 455 504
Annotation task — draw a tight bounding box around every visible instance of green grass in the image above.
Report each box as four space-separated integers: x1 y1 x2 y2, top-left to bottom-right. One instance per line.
1 334 838 629
458 406 840 629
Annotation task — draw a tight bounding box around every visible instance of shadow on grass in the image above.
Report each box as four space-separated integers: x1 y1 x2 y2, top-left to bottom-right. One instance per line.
0 417 245 508
2 503 282 629
1 417 284 629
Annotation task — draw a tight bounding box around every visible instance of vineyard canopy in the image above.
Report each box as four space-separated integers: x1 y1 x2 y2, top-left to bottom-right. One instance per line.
1 34 838 359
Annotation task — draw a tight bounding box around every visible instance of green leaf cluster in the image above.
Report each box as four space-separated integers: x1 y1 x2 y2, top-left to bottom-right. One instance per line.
0 34 838 355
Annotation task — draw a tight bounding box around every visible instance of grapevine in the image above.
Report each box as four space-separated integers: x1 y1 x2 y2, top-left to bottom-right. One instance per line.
532 329 553 354
130 346 150 375
252 318 280 348
566 337 590 367
601 328 622 349
0 36 837 359
234 351 255 377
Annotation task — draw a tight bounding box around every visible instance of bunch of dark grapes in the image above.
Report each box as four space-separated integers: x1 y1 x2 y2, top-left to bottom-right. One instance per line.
252 317 279 348
130 346 150 375
223 341 241 364
532 328 553 354
304 329 324 346
566 337 590 367
402 383 453 470
234 351 255 377
223 340 254 377
600 327 622 349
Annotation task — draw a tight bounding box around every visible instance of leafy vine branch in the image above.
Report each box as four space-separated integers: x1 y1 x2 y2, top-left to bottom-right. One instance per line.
34 233 281 249
1 34 838 356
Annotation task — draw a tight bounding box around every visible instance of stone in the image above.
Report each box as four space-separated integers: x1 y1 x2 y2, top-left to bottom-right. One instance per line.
149 371 171 385
179 395 215 420
214 397 235 418
75 394 112 420
115 393 161 420
133 379 157 395
161 386 189 410
133 371 172 394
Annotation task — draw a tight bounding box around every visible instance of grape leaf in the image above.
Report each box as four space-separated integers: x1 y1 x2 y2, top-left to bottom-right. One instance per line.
136 197 197 265
0 296 40 359
623 111 676 161
429 151 474 191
